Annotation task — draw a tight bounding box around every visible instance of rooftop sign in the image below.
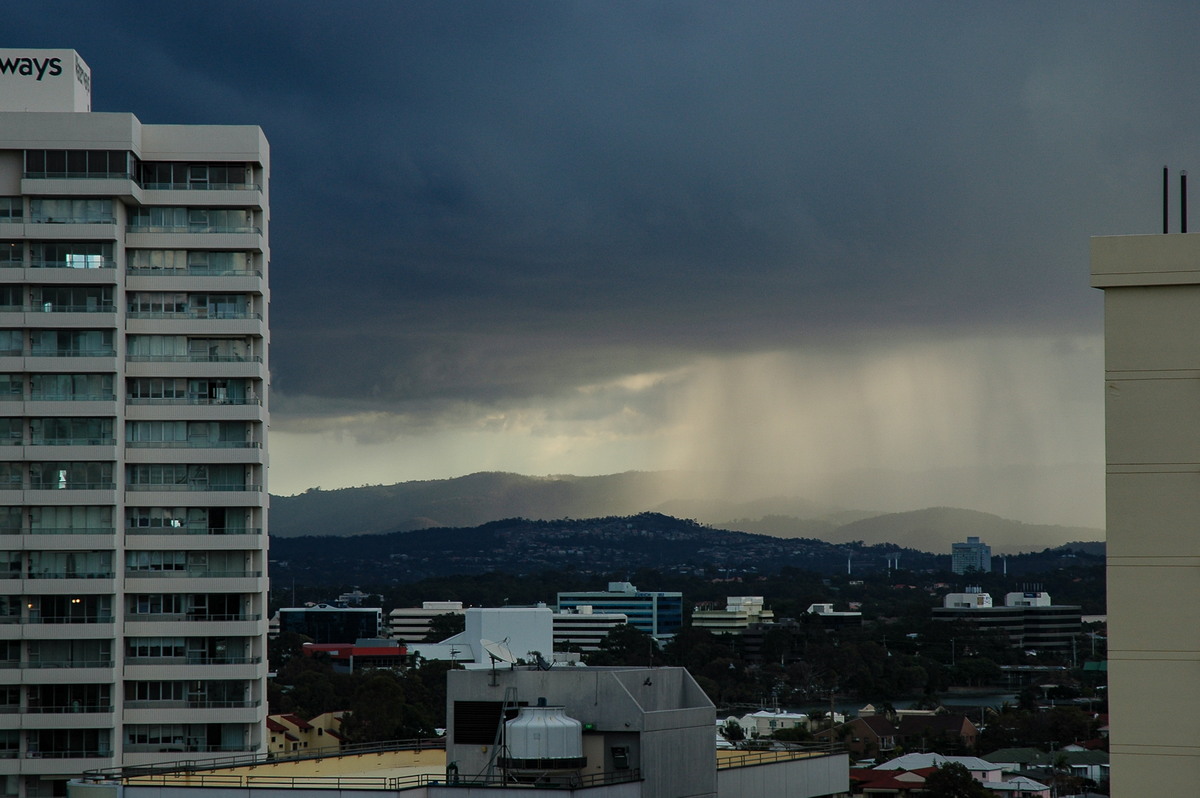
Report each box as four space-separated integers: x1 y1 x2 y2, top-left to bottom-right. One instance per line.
0 49 91 112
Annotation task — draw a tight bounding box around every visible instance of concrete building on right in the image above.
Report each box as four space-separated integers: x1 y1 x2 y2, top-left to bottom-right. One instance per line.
1091 232 1200 795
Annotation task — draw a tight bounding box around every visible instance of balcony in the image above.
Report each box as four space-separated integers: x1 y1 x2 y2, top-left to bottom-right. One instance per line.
124 655 259 667
138 182 261 192
126 310 260 321
126 355 261 364
124 613 259 623
126 484 259 492
31 439 116 447
124 698 259 710
29 260 116 271
25 660 113 669
125 441 259 449
126 527 261 536
25 571 114 581
126 395 261 406
25 615 114 625
29 528 116 536
126 267 262 278
126 570 261 579
25 703 113 714
28 350 117 359
126 224 260 235
31 394 115 402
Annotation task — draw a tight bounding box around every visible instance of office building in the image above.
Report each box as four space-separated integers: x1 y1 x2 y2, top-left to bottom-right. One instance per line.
1092 230 1200 795
691 596 774 635
931 591 1080 651
0 48 269 794
387 600 464 643
950 536 991 574
277 606 381 645
552 605 628 652
556 582 682 640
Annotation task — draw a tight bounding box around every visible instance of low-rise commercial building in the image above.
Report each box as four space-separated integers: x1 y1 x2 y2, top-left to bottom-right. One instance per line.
557 582 683 640
932 591 1081 652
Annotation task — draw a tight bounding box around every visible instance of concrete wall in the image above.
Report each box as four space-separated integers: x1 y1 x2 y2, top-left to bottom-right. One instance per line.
1092 232 1200 796
716 754 848 798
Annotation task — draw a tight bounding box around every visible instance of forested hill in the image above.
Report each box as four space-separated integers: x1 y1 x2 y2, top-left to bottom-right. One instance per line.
269 512 1102 587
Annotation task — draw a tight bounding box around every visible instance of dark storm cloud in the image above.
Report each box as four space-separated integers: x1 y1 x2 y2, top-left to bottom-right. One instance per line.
11 1 1200 420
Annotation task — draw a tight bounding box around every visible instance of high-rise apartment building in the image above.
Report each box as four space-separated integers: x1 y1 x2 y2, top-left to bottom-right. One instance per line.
950 536 991 574
0 49 269 796
1092 230 1200 796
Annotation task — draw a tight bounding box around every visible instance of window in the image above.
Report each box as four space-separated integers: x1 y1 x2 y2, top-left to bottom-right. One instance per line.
29 199 114 224
29 506 111 533
126 637 186 659
125 551 186 572
30 418 113 445
0 200 21 221
32 286 112 312
30 241 112 269
30 330 113 357
31 373 112 400
28 462 113 490
25 150 131 179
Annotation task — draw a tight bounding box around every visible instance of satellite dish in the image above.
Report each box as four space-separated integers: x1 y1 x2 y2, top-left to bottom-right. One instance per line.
480 638 517 664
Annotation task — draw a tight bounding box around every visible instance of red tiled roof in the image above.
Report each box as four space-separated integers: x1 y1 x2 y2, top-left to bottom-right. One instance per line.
280 713 313 730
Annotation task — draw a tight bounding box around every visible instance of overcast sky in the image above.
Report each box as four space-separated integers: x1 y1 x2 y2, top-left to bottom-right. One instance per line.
13 2 1200 525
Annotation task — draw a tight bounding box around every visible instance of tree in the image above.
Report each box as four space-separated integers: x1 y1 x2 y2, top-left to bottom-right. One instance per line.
422 612 465 643
585 624 656 666
922 762 990 798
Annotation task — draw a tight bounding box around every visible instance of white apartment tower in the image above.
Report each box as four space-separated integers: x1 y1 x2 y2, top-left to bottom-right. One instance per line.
1092 229 1200 795
0 50 269 795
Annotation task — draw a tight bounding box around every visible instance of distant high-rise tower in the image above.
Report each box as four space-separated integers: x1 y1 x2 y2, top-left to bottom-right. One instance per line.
1092 227 1200 796
950 536 991 574
0 49 269 795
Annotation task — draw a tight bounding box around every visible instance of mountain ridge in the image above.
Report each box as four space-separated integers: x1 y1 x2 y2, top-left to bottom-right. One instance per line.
269 471 1103 554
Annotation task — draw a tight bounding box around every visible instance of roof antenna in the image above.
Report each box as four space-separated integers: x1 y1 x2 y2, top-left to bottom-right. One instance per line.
1182 170 1189 233
1164 165 1170 234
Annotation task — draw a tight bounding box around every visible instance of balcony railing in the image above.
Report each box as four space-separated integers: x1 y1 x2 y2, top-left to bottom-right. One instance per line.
30 528 115 535
126 311 260 320
125 441 259 449
25 170 132 180
126 396 260 406
125 570 261 579
124 699 259 710
126 527 261 536
30 260 116 270
31 438 116 446
125 355 261 363
124 655 259 666
31 305 116 313
25 703 113 714
27 749 113 759
139 182 261 192
26 571 114 580
126 484 259 492
126 225 260 235
124 613 259 623
26 659 113 669
30 394 115 402
27 483 116 491
126 267 262 277
25 614 114 624
27 350 117 358
30 217 117 226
